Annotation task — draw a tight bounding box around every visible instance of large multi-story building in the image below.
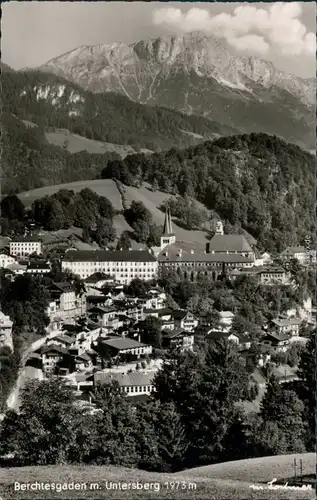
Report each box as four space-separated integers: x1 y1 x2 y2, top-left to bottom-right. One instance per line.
156 214 255 276
62 250 158 284
9 236 42 257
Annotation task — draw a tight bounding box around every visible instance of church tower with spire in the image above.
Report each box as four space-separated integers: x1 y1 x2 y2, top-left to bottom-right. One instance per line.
160 207 176 250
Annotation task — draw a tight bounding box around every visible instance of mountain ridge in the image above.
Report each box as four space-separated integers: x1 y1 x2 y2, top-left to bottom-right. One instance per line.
41 31 314 107
37 31 315 150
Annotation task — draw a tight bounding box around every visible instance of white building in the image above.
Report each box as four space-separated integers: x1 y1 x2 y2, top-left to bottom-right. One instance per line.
280 246 316 265
93 370 156 396
219 311 234 332
62 250 158 284
0 311 13 350
9 237 42 257
0 253 16 269
47 282 86 329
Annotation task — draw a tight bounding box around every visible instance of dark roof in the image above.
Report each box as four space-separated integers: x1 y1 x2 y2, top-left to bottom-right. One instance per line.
208 234 253 253
208 331 237 340
52 281 73 291
172 310 195 320
88 305 116 314
86 295 108 303
84 272 112 283
127 394 151 403
94 371 155 387
63 250 157 263
41 344 68 355
262 332 291 343
144 307 173 316
11 236 42 243
55 335 74 345
27 261 50 270
101 337 147 350
163 329 192 339
76 352 92 362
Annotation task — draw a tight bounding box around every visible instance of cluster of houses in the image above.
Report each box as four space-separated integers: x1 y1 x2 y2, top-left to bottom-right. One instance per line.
0 211 315 400
16 264 312 405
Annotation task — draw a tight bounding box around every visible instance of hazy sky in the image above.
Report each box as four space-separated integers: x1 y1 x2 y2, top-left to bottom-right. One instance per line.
2 2 316 78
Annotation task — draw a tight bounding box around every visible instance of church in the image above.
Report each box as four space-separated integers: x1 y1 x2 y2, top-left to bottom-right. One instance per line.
153 208 255 278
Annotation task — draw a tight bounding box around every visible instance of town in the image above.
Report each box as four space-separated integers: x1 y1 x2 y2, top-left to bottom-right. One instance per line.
1 204 316 416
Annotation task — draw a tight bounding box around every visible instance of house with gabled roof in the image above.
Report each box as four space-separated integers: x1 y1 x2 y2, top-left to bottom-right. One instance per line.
269 317 302 337
87 305 117 326
40 343 68 373
172 310 199 332
260 332 291 352
162 328 194 351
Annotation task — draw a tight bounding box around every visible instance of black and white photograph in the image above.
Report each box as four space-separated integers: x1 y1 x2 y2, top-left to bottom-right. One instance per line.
0 1 316 499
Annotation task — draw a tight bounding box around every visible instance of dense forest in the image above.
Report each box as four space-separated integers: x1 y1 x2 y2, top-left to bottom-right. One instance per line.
102 133 315 253
1 112 122 194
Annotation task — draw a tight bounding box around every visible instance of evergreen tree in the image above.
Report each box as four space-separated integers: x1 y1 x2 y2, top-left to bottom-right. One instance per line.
91 381 139 466
155 401 188 472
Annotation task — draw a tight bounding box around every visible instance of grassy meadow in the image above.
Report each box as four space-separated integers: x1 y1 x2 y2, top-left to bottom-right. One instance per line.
0 454 315 500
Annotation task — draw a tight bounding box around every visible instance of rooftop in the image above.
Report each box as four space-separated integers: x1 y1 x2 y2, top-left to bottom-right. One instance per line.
208 234 253 253
281 246 306 255
63 250 157 263
27 261 50 270
54 335 74 345
158 244 253 264
84 272 112 283
88 305 117 314
263 332 291 342
94 370 155 387
101 337 147 350
271 318 301 327
41 344 68 355
11 236 42 243
163 329 192 339
220 311 234 318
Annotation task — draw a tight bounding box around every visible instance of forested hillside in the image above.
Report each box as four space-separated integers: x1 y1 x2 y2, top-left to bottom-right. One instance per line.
101 133 315 253
2 70 240 193
1 113 122 194
2 70 238 149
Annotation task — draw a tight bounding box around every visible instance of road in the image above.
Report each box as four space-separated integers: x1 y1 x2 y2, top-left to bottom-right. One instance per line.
6 329 61 413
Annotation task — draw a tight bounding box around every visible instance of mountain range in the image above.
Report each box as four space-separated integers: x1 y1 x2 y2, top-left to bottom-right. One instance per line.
38 31 315 150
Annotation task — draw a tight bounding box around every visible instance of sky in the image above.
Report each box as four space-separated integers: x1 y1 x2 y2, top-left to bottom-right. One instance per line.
2 2 316 78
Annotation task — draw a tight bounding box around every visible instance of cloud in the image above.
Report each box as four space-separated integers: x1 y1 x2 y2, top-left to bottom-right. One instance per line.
153 3 315 56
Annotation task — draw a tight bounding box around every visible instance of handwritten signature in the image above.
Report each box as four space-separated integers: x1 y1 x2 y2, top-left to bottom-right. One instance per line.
250 478 312 491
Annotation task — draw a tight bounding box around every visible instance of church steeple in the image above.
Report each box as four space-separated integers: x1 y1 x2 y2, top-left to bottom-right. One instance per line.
163 207 173 235
161 207 176 250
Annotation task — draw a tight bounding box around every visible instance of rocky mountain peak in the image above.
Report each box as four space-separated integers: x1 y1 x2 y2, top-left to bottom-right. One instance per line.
36 31 314 149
